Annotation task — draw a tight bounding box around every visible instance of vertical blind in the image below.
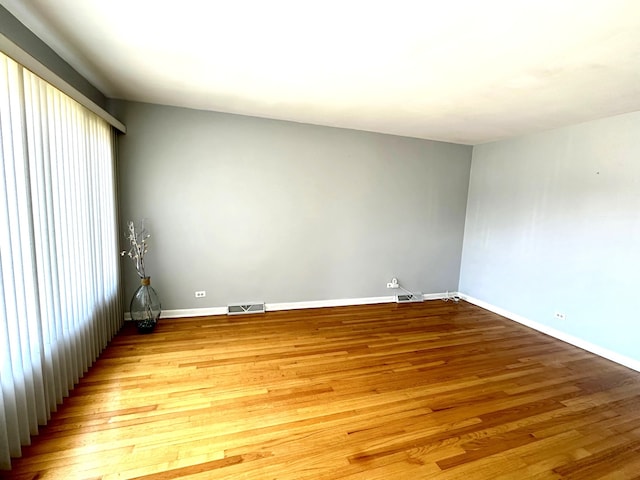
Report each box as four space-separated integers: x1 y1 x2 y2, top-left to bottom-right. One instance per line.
0 51 122 470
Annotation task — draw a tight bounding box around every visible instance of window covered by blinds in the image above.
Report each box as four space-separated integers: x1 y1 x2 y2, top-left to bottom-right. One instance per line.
0 50 123 470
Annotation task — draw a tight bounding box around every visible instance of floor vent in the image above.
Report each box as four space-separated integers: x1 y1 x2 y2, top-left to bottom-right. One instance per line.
396 293 424 303
227 303 266 315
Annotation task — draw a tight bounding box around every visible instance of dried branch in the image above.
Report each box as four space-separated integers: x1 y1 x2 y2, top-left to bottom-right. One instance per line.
120 220 150 278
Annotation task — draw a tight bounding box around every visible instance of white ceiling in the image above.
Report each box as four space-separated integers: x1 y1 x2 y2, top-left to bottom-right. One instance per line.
2 0 640 145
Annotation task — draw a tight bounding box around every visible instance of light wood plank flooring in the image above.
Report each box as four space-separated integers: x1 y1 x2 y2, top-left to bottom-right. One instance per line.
3 301 640 479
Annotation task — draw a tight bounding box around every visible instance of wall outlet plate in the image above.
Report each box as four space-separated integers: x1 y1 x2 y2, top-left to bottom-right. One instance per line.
195 291 206 298
554 312 566 320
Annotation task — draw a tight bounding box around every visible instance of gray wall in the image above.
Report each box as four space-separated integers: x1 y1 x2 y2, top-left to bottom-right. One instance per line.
0 5 106 108
460 110 640 361
112 100 472 310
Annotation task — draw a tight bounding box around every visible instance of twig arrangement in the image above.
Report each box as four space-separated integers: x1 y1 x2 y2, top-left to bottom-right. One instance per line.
120 220 150 278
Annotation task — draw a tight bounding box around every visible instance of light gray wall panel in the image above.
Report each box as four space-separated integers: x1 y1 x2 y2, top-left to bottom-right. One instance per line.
113 101 472 310
460 111 640 361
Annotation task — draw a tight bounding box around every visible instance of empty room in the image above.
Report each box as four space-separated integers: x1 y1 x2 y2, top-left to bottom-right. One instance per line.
1 1 640 478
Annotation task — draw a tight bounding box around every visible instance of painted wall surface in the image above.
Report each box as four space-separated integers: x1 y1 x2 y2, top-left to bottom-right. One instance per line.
460 111 640 361
0 5 107 108
113 100 472 310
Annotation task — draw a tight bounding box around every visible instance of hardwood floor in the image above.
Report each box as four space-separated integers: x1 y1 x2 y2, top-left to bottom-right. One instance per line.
3 300 640 479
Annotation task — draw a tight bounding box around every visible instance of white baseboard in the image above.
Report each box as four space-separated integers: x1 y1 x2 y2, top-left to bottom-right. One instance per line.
125 292 454 321
266 295 393 311
160 307 228 319
459 293 640 373
125 306 227 321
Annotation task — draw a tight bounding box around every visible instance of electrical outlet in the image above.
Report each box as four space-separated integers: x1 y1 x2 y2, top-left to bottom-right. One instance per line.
195 291 206 298
554 312 566 320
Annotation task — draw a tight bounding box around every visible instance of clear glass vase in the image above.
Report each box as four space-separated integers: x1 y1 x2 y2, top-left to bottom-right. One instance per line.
130 277 161 333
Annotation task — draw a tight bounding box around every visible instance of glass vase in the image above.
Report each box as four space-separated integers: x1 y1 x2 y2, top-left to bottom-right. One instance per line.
130 277 161 333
